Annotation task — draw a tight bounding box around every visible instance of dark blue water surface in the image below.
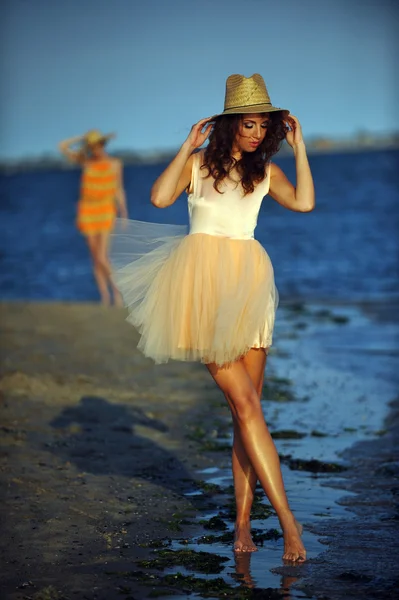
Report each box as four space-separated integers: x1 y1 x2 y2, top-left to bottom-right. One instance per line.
1 150 398 301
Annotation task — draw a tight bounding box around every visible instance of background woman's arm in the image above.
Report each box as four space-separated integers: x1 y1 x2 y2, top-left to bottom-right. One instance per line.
269 116 315 213
58 135 85 163
114 159 128 219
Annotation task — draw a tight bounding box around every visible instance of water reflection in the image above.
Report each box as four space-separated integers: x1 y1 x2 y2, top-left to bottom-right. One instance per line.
234 551 299 598
233 552 256 588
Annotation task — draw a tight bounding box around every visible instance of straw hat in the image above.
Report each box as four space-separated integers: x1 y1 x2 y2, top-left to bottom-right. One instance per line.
83 129 115 146
218 73 288 116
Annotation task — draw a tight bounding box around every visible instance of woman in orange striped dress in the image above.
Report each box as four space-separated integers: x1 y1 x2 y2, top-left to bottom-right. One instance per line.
59 130 128 305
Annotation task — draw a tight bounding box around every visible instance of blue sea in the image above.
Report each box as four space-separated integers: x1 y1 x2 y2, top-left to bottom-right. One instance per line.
1 149 398 302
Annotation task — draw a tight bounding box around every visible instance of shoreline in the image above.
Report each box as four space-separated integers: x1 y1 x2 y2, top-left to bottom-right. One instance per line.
1 144 398 175
1 300 398 599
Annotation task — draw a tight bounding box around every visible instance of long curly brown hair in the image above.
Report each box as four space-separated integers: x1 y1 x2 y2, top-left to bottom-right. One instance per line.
202 112 288 195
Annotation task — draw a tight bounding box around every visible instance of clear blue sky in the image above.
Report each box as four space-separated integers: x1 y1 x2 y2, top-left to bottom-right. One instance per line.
1 0 398 159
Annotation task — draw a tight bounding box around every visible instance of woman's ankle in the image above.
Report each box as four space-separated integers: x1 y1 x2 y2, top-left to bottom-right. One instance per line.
277 509 297 530
235 519 251 528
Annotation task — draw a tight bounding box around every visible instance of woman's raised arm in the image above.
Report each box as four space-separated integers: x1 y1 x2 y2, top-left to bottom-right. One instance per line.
269 116 315 213
151 117 214 208
58 135 85 163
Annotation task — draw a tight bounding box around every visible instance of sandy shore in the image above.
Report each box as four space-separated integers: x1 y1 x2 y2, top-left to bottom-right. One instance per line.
1 302 231 597
1 301 398 599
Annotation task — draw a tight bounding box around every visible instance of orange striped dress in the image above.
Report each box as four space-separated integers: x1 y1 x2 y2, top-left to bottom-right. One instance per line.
77 160 118 235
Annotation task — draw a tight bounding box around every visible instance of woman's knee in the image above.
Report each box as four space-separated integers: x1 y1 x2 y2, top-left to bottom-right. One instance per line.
91 251 102 270
91 250 109 273
228 390 262 424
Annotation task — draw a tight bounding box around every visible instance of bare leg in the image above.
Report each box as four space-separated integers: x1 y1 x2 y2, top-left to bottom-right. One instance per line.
86 234 111 306
206 357 306 562
232 348 267 552
97 232 123 307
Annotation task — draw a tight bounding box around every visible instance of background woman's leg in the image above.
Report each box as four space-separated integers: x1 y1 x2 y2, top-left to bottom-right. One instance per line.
86 234 111 305
97 231 123 306
206 359 306 561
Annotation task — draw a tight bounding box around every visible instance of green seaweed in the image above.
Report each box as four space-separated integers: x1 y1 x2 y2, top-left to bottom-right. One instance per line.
195 480 225 495
262 375 304 404
331 315 349 324
251 501 274 520
268 376 293 386
286 302 308 314
271 430 306 440
252 527 282 543
374 429 388 436
159 513 194 533
187 420 232 450
139 537 172 549
185 425 207 441
129 571 250 598
263 383 297 403
112 568 288 598
195 527 281 546
116 584 133 595
137 548 229 574
166 520 184 533
219 491 274 521
196 531 234 544
33 588 64 600
313 309 350 325
279 454 347 473
199 515 228 531
311 430 328 437
199 440 231 452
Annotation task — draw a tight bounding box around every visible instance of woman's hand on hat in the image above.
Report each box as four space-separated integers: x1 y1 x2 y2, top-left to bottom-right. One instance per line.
284 115 304 148
184 117 214 150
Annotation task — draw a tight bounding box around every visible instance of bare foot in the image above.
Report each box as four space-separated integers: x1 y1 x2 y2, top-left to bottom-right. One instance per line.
234 522 257 553
282 518 306 562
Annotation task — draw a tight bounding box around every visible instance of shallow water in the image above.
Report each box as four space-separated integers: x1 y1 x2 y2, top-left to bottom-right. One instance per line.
145 303 399 598
1 149 398 302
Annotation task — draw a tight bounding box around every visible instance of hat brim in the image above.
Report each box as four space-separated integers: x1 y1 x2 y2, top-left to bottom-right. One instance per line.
83 133 115 147
212 105 289 118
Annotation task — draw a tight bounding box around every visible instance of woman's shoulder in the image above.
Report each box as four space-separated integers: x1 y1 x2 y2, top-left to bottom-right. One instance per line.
109 157 123 172
99 157 122 171
184 150 203 175
192 148 205 161
269 161 283 179
82 157 121 171
194 148 207 172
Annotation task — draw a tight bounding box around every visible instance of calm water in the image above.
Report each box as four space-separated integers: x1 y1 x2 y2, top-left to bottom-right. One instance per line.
1 149 398 301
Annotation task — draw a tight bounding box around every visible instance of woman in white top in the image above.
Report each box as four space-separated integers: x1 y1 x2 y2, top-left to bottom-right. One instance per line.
113 74 315 561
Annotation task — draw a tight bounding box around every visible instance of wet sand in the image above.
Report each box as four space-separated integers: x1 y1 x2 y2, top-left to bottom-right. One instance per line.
298 398 399 599
1 301 398 599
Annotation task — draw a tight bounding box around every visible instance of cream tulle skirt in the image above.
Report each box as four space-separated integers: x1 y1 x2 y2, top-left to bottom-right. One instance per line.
111 219 278 367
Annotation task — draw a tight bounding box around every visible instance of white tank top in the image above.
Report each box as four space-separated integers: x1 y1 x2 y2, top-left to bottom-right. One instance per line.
188 150 271 240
